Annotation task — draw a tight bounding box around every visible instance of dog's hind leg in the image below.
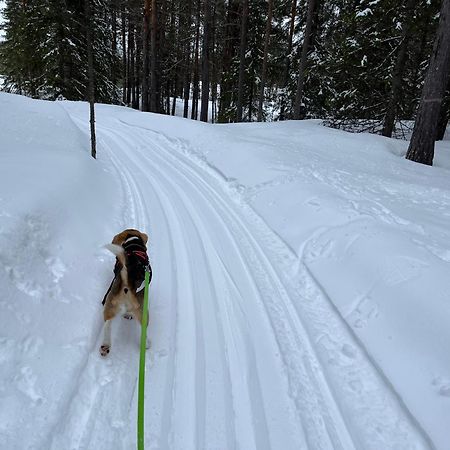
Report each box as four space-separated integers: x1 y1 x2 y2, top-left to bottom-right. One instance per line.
100 320 112 356
100 302 116 357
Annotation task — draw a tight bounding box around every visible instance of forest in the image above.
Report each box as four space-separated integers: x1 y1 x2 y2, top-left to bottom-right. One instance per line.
0 0 449 163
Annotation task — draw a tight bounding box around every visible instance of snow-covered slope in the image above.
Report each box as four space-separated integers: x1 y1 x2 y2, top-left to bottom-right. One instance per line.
1 92 449 449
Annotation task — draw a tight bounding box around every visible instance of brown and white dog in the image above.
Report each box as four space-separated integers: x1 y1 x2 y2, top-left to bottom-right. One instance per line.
100 229 151 357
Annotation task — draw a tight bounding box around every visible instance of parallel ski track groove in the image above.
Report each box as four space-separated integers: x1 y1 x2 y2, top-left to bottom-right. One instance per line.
101 126 268 449
102 129 208 449
102 130 180 449
112 122 355 449
146 135 352 450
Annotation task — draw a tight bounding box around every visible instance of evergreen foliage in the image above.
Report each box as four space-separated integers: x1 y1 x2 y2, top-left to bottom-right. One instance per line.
0 0 447 137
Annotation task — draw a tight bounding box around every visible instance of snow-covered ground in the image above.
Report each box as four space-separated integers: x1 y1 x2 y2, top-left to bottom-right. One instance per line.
1 92 449 449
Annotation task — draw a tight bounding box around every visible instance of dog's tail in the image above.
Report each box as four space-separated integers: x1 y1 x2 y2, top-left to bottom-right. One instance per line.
104 244 128 285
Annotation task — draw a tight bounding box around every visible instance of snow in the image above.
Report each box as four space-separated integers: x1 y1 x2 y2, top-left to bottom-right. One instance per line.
1 92 450 449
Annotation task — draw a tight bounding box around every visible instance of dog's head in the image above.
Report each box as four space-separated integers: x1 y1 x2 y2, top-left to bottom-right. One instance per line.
111 229 148 247
106 229 149 293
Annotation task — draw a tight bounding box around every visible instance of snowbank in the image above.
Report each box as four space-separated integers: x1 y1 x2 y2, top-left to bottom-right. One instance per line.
1 92 449 448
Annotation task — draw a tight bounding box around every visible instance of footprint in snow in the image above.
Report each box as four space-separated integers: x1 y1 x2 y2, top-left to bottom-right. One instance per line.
341 343 357 359
20 335 44 356
45 256 66 283
432 377 450 397
14 366 44 404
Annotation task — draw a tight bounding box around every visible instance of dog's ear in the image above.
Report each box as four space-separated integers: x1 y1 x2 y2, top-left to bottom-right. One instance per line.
140 232 149 245
111 232 125 245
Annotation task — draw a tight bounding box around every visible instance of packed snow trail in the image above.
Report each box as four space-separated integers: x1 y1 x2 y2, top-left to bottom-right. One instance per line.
47 102 431 450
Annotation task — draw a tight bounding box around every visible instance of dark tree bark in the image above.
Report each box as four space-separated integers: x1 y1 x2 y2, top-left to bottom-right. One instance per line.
133 30 141 110
217 0 240 123
121 7 127 105
257 0 273 122
171 77 177 115
111 0 118 101
191 0 201 120
129 24 136 108
293 0 316 119
436 76 450 140
142 0 151 111
280 0 297 120
85 0 96 159
210 0 218 123
182 0 193 118
126 20 133 105
200 0 212 122
150 0 159 112
236 0 249 122
249 75 254 120
406 0 450 165
382 0 418 137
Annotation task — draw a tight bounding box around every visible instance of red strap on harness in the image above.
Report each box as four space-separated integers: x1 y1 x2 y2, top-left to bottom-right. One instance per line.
130 250 148 262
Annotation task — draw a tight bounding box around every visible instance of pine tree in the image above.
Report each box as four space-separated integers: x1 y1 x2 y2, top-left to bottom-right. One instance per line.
406 0 450 165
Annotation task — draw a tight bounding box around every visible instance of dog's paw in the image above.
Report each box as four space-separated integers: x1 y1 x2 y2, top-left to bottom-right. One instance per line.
122 314 133 320
100 345 110 357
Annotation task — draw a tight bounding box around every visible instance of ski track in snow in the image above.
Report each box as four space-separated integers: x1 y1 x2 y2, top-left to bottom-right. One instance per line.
52 108 432 450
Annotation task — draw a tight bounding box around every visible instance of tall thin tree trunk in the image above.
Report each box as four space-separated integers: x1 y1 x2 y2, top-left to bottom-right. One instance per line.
236 0 249 122
126 20 132 105
111 0 118 101
130 24 136 107
200 0 211 122
142 0 151 111
257 0 273 122
191 0 200 120
150 0 158 112
182 0 193 118
121 7 127 104
382 0 418 137
406 0 450 165
133 31 140 110
217 0 240 123
85 0 96 159
293 0 316 119
249 76 254 120
280 0 297 120
210 0 218 123
171 77 177 115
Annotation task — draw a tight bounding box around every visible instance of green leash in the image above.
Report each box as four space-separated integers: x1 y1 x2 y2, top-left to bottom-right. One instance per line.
137 268 151 450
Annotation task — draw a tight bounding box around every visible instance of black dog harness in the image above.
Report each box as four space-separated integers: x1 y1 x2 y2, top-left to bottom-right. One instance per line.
102 234 152 305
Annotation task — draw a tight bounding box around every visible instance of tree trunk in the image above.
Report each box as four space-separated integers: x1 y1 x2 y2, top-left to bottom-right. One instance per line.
126 20 132 105
406 0 450 165
182 0 192 119
217 0 240 123
293 0 316 119
130 24 136 108
121 7 127 104
382 0 418 137
85 0 96 159
200 0 211 122
150 0 158 112
210 0 218 123
191 0 201 120
257 0 273 122
280 0 297 120
436 76 450 140
111 0 118 101
249 76 254 120
171 77 177 115
133 30 140 110
236 0 249 122
142 0 151 111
